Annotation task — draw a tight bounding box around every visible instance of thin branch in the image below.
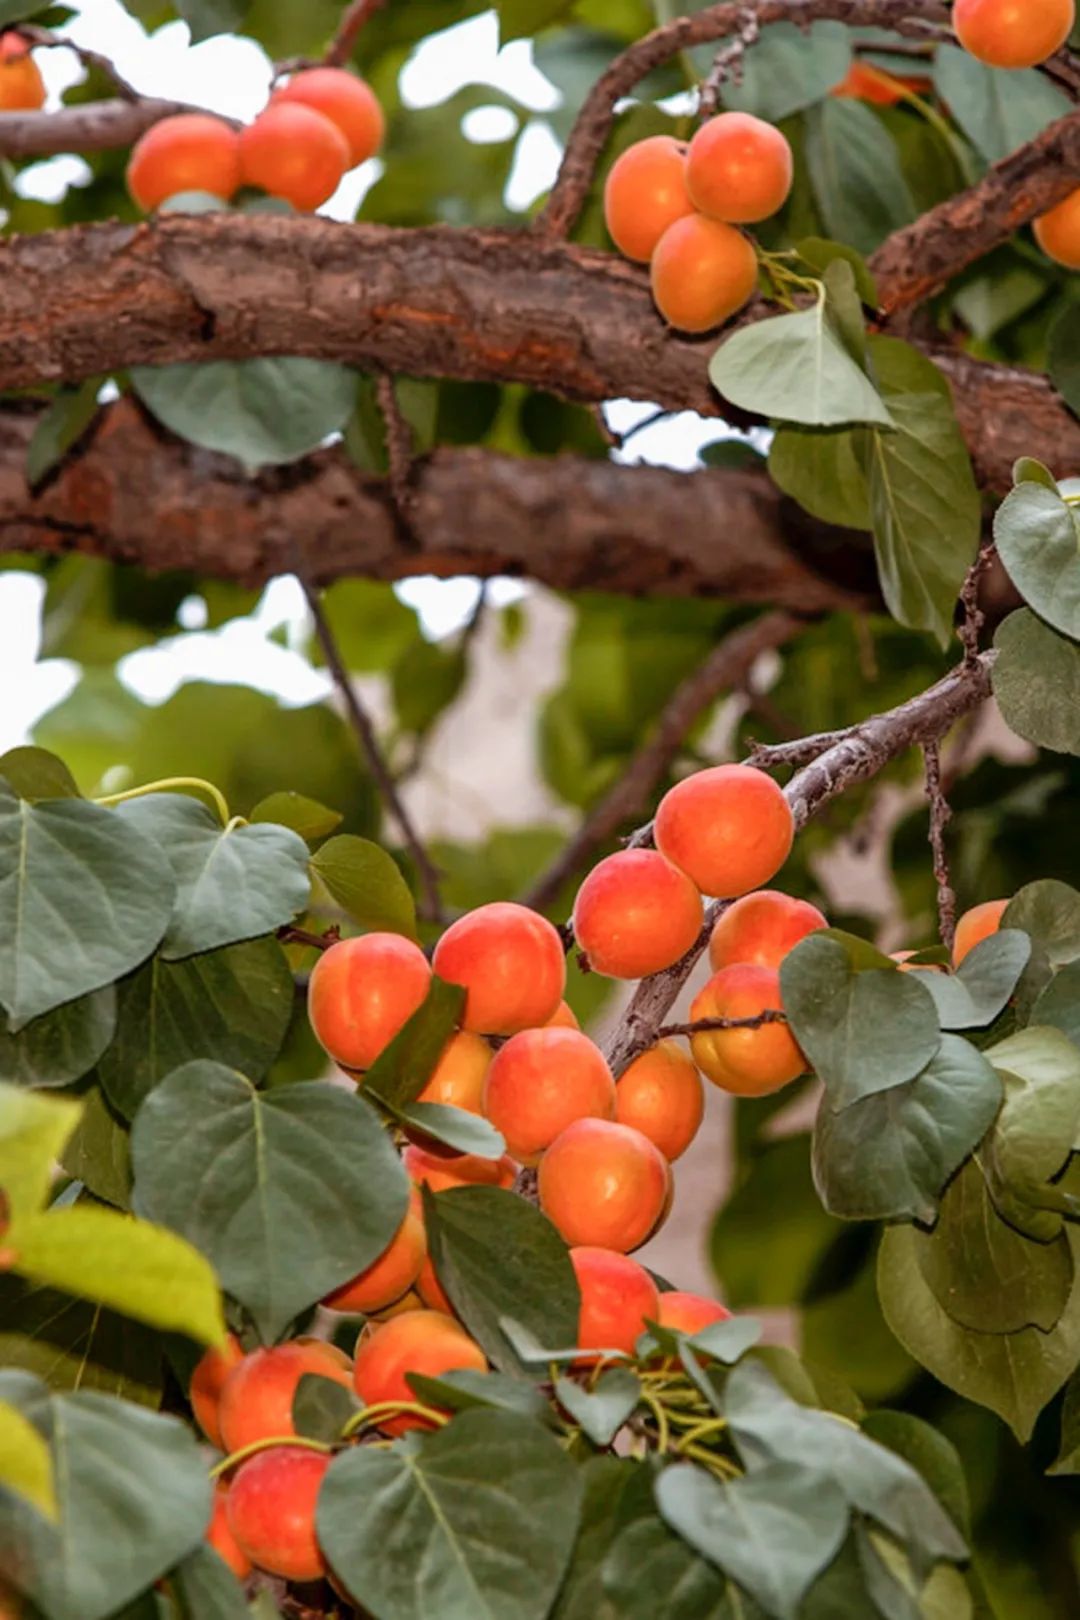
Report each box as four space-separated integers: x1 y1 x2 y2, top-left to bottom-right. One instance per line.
657 1011 787 1038
922 739 956 952
18 24 142 100
523 611 804 912
291 546 447 925
590 404 623 450
699 8 760 120
277 923 341 951
957 541 996 667
324 0 388 67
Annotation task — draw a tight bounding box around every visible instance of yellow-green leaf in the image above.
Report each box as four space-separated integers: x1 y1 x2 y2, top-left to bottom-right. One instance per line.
0 1083 83 1222
0 1396 56 1520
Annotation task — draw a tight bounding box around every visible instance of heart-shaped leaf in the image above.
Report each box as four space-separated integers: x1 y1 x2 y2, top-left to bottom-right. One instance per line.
905 931 1029 1031
710 298 893 430
250 792 342 844
994 482 1080 641
994 608 1080 756
555 1369 641 1447
0 986 116 1090
310 834 418 938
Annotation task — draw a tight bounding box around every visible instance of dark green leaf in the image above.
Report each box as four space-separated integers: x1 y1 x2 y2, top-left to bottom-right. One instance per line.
396 1101 505 1158
291 1371 359 1442
497 0 573 43
716 21 851 120
768 426 871 530
249 792 342 844
1032 960 1080 1048
1049 1369 1080 1474
0 1276 162 1404
59 1083 132 1209
555 1369 641 1446
915 931 1030 1029
859 1412 971 1538
169 1543 249 1620
392 638 468 735
552 1457 652 1620
1003 880 1080 968
407 1368 553 1423
363 977 465 1111
711 1134 839 1308
795 238 878 306
0 747 79 801
994 482 1080 642
26 380 101 488
310 834 417 938
805 100 916 255
1049 305 1080 418
933 45 1072 163
602 1490 741 1620
0 987 115 1089
994 608 1080 756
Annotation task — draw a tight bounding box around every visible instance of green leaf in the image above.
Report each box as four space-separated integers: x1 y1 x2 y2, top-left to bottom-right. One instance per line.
933 44 1072 164
993 609 1080 756
0 783 175 1029
0 747 80 802
1049 305 1080 418
131 1061 409 1342
1049 1368 1080 1474
878 1223 1080 1441
395 1101 505 1158
601 1498 740 1620
0 986 115 1089
363 977 466 1111
556 1369 641 1446
318 1408 584 1620
711 1134 840 1309
0 1275 162 1404
1014 457 1059 491
710 298 893 430
716 21 851 120
768 426 872 530
780 934 941 1111
291 1370 359 1442
59 1083 132 1210
407 1368 552 1424
982 1023 1080 1238
115 793 310 960
811 1034 1002 1224
310 834 418 938
795 239 878 308
1031 960 1080 1049
1003 880 1080 968
169 1543 250 1620
863 336 981 647
805 100 917 255
129 358 356 469
497 0 573 43
249 792 342 844
26 380 101 488
0 1396 56 1519
551 1457 651 1620
311 578 420 673
98 937 295 1121
914 931 1030 1029
0 1378 211 1620
423 1185 579 1374
392 638 468 736
655 1460 849 1620
0 1083 82 1222
9 1204 226 1347
859 1411 971 1539
994 482 1080 642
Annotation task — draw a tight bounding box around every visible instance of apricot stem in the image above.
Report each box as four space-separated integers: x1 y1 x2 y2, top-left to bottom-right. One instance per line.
96 775 230 825
639 1390 671 1452
673 1415 730 1450
340 1400 448 1438
679 1441 741 1478
209 1434 333 1478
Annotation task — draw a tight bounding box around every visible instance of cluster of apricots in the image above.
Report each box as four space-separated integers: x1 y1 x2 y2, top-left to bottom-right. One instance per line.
125 65 384 214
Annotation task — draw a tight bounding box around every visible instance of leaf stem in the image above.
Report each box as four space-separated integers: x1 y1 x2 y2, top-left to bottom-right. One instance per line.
209 1434 333 1477
340 1399 447 1438
95 775 230 825
639 1389 671 1452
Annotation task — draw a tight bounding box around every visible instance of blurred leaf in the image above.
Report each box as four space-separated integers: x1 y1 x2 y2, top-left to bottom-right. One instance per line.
796 237 878 305
250 792 342 843
497 0 573 43
710 299 893 429
805 100 916 255
168 1543 249 1619
363 977 465 1110
26 380 101 488
33 670 146 795
0 1275 162 1404
311 834 417 937
981 1022 1080 1239
59 1082 131 1209
1049 305 1080 417
0 986 115 1090
313 578 419 672
933 45 1072 164
715 20 851 119
1004 879 1080 968
408 1368 552 1423
0 1397 55 1519
0 747 79 802
392 638 468 735
711 1134 838 1308
0 1082 82 1222
174 0 248 41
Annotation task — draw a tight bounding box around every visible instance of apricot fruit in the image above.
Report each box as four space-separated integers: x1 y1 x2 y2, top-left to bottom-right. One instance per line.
482 1027 616 1164
656 764 794 899
539 1118 671 1252
273 66 384 167
226 1447 330 1582
603 134 695 263
830 61 929 104
415 1030 492 1113
353 1309 487 1434
0 33 43 111
544 999 580 1030
416 1252 455 1315
322 1189 426 1314
1035 186 1080 270
368 1286 425 1321
218 1340 353 1453
952 899 1010 967
402 1141 517 1192
685 111 793 223
953 0 1074 69
126 113 241 213
308 932 431 1072
690 963 806 1097
432 901 566 1034
573 848 704 980
650 214 758 334
615 1040 704 1162
708 889 827 973
656 1290 731 1336
570 1246 659 1357
239 101 350 211
206 1483 252 1580
190 1331 244 1448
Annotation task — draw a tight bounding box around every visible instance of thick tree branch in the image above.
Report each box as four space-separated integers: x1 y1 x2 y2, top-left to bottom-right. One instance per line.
0 97 192 159
0 217 1074 492
605 650 995 1073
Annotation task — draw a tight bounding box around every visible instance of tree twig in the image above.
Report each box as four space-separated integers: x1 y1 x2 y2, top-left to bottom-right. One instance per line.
699 8 760 119
277 923 341 951
324 0 388 66
657 1011 787 1038
957 541 996 667
922 739 956 952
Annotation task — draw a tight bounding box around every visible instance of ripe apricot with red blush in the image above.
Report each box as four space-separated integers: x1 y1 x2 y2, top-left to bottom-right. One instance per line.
353 1309 487 1434
190 1331 244 1448
308 932 431 1072
656 764 793 899
127 113 241 212
432 902 566 1034
1035 186 1080 269
657 1291 731 1336
571 1246 659 1358
273 66 384 166
603 134 695 262
207 1483 252 1580
482 1027 616 1165
953 0 1074 69
573 848 703 980
539 1118 670 1252
686 111 793 223
690 963 805 1097
240 101 349 211
218 1340 352 1453
650 214 758 334
615 1040 704 1162
953 899 1010 966
226 1447 330 1582
322 1189 426 1314
0 33 43 111
708 889 827 973
402 1142 517 1192
415 1030 492 1113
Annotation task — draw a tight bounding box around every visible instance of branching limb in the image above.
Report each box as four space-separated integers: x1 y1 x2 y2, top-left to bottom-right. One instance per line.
324 0 388 66
698 9 760 120
957 541 997 667
922 739 956 952
657 1011 787 1038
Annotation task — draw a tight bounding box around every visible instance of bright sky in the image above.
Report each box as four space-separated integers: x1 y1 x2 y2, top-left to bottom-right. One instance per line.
0 2 731 752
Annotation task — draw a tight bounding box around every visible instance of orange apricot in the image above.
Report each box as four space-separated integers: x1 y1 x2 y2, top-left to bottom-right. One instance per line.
689 963 806 1097
829 61 929 104
655 764 794 899
127 113 241 212
615 1040 704 1162
322 1190 426 1314
708 889 826 973
573 848 704 980
190 1331 244 1449
603 134 695 263
953 899 1010 967
239 102 349 211
218 1340 353 1453
353 1310 487 1434
891 950 946 975
402 1142 517 1192
432 901 566 1035
656 1291 731 1336
650 214 758 334
953 0 1074 69
482 1027 616 1165
416 1253 455 1315
415 1030 492 1113
307 932 431 1072
0 33 43 111
539 1119 671 1252
571 1247 660 1357
1035 186 1080 270
206 1483 252 1580
273 66 384 166
226 1447 330 1583
685 111 793 224
544 999 580 1030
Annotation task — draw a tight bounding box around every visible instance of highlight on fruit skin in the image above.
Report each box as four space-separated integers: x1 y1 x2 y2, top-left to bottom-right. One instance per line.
570 1245 660 1358
272 65 385 167
225 1446 331 1583
615 1039 704 1162
481 1025 616 1165
239 100 351 211
656 1290 732 1336
689 963 806 1097
685 111 794 224
352 1309 488 1435
1034 186 1080 270
649 214 759 334
401 1141 517 1192
602 134 694 262
538 1117 671 1252
708 889 827 974
126 113 242 213
655 764 794 900
952 0 1075 70
431 900 567 1035
217 1340 353 1453
952 898 1010 966
572 847 704 980
307 931 431 1072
